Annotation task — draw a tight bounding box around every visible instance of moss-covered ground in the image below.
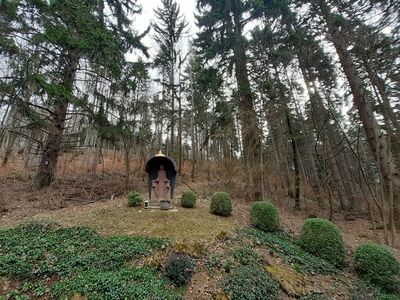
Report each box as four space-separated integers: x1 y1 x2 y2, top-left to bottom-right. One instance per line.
1 198 236 242
1 199 399 300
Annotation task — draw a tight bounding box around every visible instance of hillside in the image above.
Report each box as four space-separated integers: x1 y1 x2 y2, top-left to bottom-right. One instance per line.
1 0 399 299
1 156 399 300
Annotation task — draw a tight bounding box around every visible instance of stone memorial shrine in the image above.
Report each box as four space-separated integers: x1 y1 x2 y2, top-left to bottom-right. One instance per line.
145 151 177 210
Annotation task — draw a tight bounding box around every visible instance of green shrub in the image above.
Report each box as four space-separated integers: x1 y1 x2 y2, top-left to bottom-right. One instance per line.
250 201 280 232
354 243 399 290
180 190 197 208
164 253 194 286
210 192 232 217
127 191 142 207
221 265 278 300
298 218 345 266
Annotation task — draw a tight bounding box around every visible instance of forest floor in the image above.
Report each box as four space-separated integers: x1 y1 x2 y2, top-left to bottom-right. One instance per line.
1 156 399 299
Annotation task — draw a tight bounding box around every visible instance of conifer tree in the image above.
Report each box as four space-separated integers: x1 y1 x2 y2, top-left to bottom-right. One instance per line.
195 0 262 169
0 0 148 188
153 0 188 156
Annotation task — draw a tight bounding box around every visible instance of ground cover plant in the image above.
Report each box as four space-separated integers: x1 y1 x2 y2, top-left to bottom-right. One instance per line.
0 222 180 299
202 231 278 299
231 246 260 266
221 265 279 300
238 228 337 274
350 280 400 300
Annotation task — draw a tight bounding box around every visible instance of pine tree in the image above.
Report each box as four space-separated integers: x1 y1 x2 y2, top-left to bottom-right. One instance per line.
153 0 188 157
0 0 148 188
195 0 266 196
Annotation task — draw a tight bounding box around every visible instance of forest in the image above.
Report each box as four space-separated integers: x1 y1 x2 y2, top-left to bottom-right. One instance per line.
0 0 400 298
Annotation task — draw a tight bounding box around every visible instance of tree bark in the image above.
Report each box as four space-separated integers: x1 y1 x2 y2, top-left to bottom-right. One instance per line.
286 110 301 209
231 2 260 163
170 62 175 154
33 52 79 188
231 2 261 197
319 1 400 223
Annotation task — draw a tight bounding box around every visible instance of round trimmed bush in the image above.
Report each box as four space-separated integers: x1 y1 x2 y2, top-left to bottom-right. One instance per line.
250 201 280 232
222 265 278 300
164 253 194 286
180 190 197 208
127 191 142 207
210 192 232 217
354 243 399 290
298 218 345 266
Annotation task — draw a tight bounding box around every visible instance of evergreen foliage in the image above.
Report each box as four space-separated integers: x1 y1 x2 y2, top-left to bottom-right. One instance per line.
354 243 399 290
231 246 259 266
0 0 150 187
164 253 194 286
221 265 279 300
0 222 179 299
52 267 179 300
127 191 142 207
298 218 345 266
210 192 232 217
239 228 337 274
250 201 280 232
181 190 197 208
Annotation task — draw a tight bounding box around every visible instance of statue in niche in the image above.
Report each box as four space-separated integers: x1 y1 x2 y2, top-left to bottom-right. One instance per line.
151 164 170 200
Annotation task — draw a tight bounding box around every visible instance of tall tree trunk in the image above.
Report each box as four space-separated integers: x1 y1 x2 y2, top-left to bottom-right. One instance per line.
124 140 130 188
2 132 17 167
363 60 400 166
1 106 18 167
170 63 175 154
286 110 301 209
298 52 357 211
319 2 400 224
363 60 400 134
190 67 196 181
178 74 182 175
232 3 261 197
33 52 79 188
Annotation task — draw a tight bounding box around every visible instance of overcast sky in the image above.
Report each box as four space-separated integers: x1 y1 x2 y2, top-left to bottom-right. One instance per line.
134 0 197 59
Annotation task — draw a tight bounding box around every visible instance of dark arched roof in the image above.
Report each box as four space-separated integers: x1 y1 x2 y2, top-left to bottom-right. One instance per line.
145 155 177 174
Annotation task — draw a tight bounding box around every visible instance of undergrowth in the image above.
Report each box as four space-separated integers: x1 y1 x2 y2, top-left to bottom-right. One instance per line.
238 227 337 274
0 221 180 299
231 246 260 266
221 265 279 300
52 267 179 300
350 280 400 300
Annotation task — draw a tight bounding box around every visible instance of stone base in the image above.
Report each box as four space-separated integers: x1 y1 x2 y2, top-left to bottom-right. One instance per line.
144 199 175 210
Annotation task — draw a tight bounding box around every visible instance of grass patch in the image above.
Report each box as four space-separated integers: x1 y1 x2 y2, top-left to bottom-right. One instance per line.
0 222 180 299
238 228 337 274
14 203 235 241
